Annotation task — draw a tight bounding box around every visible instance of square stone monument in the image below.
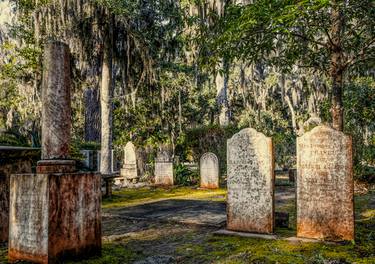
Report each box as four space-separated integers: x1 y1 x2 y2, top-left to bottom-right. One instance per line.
8 41 101 263
297 125 354 241
227 128 275 234
200 152 219 189
154 150 174 186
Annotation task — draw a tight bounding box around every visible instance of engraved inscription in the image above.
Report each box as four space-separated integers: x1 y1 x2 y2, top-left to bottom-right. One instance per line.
227 128 274 234
297 125 354 241
9 174 48 256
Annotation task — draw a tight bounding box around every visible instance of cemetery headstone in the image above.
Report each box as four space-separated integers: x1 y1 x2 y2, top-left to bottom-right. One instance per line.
120 142 139 183
227 128 275 234
200 152 219 189
154 150 174 186
297 125 354 241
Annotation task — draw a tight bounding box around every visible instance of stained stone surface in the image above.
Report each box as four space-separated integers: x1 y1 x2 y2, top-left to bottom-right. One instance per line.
9 172 101 263
227 128 275 234
0 147 39 242
200 152 219 189
154 151 174 186
41 42 71 160
120 142 138 182
297 125 354 241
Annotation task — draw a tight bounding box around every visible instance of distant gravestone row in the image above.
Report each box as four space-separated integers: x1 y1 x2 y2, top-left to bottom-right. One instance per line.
116 144 220 188
226 125 354 241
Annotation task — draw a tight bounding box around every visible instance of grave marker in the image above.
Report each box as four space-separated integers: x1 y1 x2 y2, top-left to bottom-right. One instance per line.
154 150 174 186
200 152 219 189
227 128 274 234
297 125 354 241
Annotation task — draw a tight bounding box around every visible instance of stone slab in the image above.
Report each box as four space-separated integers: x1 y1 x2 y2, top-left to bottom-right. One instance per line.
297 125 354 241
214 229 277 240
9 172 101 263
227 128 275 234
0 149 36 242
154 162 174 186
36 160 76 173
200 153 219 189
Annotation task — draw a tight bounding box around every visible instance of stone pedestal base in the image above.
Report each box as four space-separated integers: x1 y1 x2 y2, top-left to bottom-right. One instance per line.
9 172 101 263
36 160 76 173
120 165 139 184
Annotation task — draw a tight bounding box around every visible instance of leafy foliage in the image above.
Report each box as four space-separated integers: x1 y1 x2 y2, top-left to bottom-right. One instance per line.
174 163 199 186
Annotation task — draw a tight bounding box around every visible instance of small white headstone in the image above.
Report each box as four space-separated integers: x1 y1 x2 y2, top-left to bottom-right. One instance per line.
120 142 138 183
200 153 219 189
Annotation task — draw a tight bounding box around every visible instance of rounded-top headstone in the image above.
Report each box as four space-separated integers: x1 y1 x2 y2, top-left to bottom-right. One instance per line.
124 142 136 164
120 141 138 181
227 128 274 234
41 41 71 160
200 152 219 189
297 125 354 241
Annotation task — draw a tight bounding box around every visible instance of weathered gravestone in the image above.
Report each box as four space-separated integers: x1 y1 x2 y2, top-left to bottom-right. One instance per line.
8 41 101 263
200 152 219 189
154 150 174 186
227 128 275 234
0 147 40 243
297 125 354 241
120 142 139 183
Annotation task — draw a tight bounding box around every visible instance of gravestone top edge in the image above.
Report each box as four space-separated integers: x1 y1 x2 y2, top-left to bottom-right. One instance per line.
299 125 349 139
200 152 218 163
228 128 270 143
125 141 135 149
156 150 172 162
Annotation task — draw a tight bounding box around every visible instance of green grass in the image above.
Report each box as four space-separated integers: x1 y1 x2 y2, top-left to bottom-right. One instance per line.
102 186 227 208
1 188 374 263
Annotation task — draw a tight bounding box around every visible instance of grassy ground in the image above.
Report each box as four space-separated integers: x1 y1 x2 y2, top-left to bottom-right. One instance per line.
1 187 374 264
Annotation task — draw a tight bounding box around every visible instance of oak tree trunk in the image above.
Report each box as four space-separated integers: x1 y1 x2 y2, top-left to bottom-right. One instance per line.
330 2 345 131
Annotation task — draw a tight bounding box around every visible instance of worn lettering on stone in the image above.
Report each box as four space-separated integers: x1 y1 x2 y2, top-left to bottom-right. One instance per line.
227 128 274 234
297 125 354 241
9 174 49 258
